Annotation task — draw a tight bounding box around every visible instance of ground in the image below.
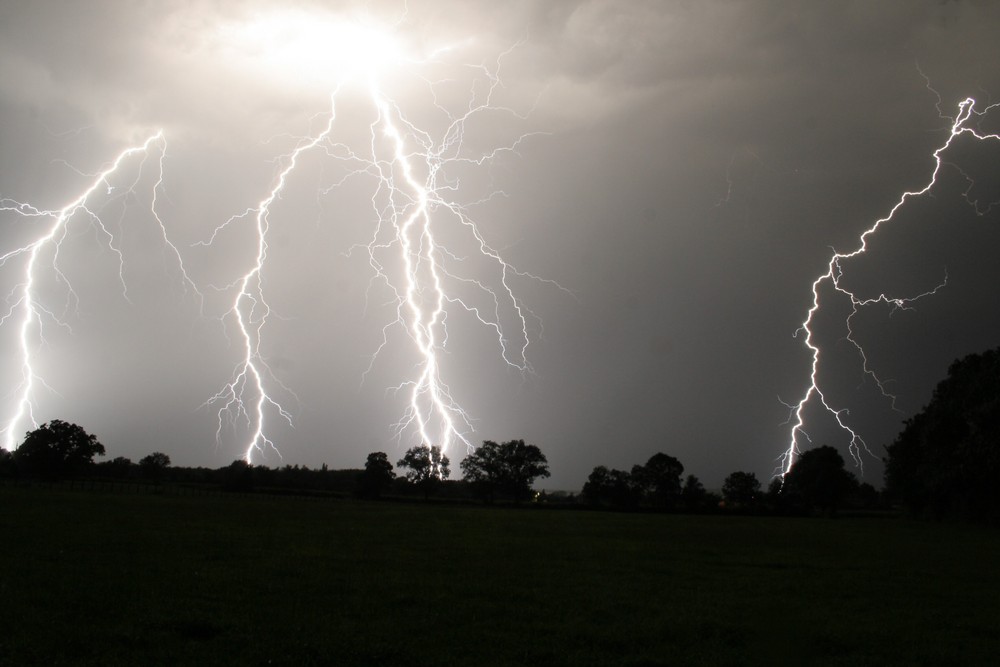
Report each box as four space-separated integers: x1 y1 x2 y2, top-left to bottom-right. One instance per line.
1 485 998 666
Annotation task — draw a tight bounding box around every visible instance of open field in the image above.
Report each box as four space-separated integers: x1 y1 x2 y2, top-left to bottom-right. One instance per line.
1 485 998 666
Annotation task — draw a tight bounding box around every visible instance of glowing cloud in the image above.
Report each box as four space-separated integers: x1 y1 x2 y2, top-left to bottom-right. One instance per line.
216 10 408 89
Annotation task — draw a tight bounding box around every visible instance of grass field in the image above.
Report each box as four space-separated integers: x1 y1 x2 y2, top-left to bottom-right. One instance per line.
1 485 998 666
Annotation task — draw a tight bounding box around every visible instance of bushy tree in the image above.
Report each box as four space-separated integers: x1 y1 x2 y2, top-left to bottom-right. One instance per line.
99 456 134 480
222 459 255 492
631 452 684 508
0 448 14 478
356 451 395 499
139 452 171 483
884 347 1000 522
582 466 636 508
397 445 450 499
782 445 855 515
722 471 762 508
680 474 713 511
765 477 790 514
13 420 105 479
460 439 550 503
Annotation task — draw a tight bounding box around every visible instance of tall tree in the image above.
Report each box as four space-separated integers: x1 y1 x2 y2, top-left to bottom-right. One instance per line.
460 439 550 503
782 445 855 515
222 459 255 492
0 448 14 479
680 474 711 511
356 451 395 499
722 471 762 508
885 347 1000 521
139 452 171 483
13 420 105 479
397 445 450 499
632 452 684 508
582 466 636 508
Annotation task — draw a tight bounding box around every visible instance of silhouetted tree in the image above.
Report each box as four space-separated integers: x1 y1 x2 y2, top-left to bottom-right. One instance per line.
0 448 14 478
582 466 636 508
98 456 134 480
722 471 762 509
782 445 855 515
13 420 105 479
397 445 450 499
139 452 171 483
582 466 611 505
765 477 790 514
222 459 255 492
631 453 684 508
460 439 550 503
680 474 711 511
884 347 1000 522
356 451 395 498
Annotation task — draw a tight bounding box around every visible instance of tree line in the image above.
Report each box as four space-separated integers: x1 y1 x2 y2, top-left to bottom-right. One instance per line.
2 345 997 521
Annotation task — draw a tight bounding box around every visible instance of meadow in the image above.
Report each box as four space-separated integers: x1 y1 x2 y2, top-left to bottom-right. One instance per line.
1 485 998 666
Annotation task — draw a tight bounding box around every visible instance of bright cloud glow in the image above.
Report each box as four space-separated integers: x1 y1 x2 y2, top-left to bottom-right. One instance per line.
216 10 408 88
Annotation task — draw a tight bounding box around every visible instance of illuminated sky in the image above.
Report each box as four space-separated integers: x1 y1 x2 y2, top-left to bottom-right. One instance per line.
2 1 1000 490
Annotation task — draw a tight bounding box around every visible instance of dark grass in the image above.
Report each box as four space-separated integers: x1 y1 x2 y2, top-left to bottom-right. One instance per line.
1 486 998 666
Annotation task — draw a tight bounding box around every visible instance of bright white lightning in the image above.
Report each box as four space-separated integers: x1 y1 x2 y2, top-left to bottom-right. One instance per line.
0 132 197 451
204 108 338 462
781 96 1000 476
209 15 553 464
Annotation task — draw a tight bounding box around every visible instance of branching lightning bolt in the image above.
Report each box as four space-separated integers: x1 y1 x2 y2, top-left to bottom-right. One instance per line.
780 96 1000 476
366 80 552 457
0 131 198 451
207 19 559 464
203 107 339 462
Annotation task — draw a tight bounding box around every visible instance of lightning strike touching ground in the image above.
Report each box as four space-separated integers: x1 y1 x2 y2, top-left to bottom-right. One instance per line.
780 96 1000 477
204 108 339 462
208 14 554 464
0 132 197 451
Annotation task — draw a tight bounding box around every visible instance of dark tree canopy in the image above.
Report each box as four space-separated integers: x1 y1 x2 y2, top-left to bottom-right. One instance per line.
631 452 684 508
397 445 450 498
99 456 134 480
681 474 713 511
356 451 395 499
582 452 686 510
139 452 171 482
460 439 550 503
13 420 105 479
0 448 14 478
722 471 762 508
222 459 255 492
782 445 855 515
884 347 1000 522
582 465 635 508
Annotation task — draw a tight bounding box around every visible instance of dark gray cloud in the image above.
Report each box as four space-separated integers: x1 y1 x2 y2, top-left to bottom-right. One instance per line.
2 0 1000 489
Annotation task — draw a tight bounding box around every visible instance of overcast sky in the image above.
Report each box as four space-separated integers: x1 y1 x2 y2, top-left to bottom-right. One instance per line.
2 1 999 490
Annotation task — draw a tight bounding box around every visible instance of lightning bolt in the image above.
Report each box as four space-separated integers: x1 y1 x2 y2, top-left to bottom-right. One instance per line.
203 106 339 462
0 131 198 451
780 95 1000 476
207 19 558 464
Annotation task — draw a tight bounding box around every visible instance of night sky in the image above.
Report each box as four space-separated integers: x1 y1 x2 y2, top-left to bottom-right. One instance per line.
2 1 999 491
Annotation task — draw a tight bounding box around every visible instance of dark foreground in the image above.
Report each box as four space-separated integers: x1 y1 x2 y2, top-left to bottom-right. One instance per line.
1 485 998 666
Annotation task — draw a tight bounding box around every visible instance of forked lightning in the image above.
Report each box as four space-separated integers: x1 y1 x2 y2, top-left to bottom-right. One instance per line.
0 132 197 450
206 14 554 463
781 96 1000 476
